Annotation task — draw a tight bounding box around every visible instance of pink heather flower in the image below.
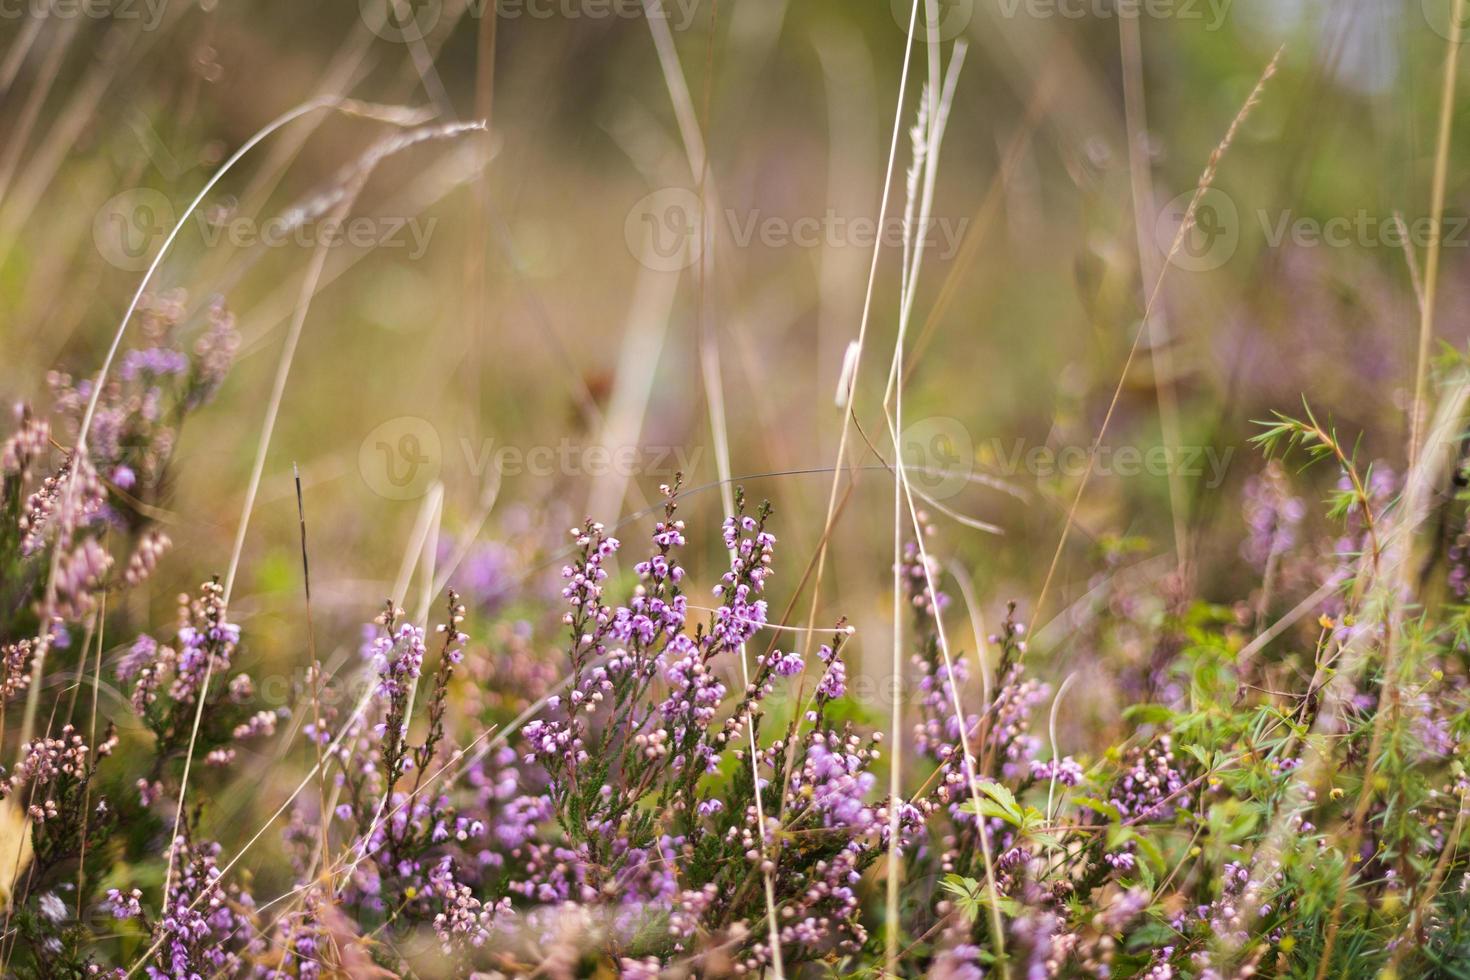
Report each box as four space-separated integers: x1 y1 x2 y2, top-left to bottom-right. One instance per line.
0 410 49 476
1029 756 1084 786
232 710 279 740
154 835 258 975
119 346 189 381
768 649 804 677
123 529 169 586
117 634 158 682
1109 736 1189 823
816 643 847 700
0 635 41 700
104 888 144 920
369 623 426 702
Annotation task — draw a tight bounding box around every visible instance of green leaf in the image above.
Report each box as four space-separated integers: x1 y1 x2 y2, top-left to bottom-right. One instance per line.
1123 703 1173 726
975 779 1021 817
1183 744 1213 769
1131 831 1166 876
940 875 984 924
960 797 1021 828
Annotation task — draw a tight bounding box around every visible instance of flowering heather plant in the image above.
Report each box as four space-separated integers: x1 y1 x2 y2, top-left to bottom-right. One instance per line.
6 297 1470 979
0 245 1466 980
1 291 239 699
286 484 897 974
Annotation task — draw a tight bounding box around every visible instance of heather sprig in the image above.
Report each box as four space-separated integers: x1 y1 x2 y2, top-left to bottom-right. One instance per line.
0 291 239 748
118 578 264 798
421 485 903 972
0 723 120 974
7 403 1470 978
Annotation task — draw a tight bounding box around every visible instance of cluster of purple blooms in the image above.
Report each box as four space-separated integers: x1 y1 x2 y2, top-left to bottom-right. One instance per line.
47 292 238 500
300 594 503 959
0 285 239 857
150 835 260 978
1241 460 1306 570
7 313 1470 980
275 487 897 972
118 579 264 780
2 724 116 824
1109 735 1190 824
14 449 105 559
